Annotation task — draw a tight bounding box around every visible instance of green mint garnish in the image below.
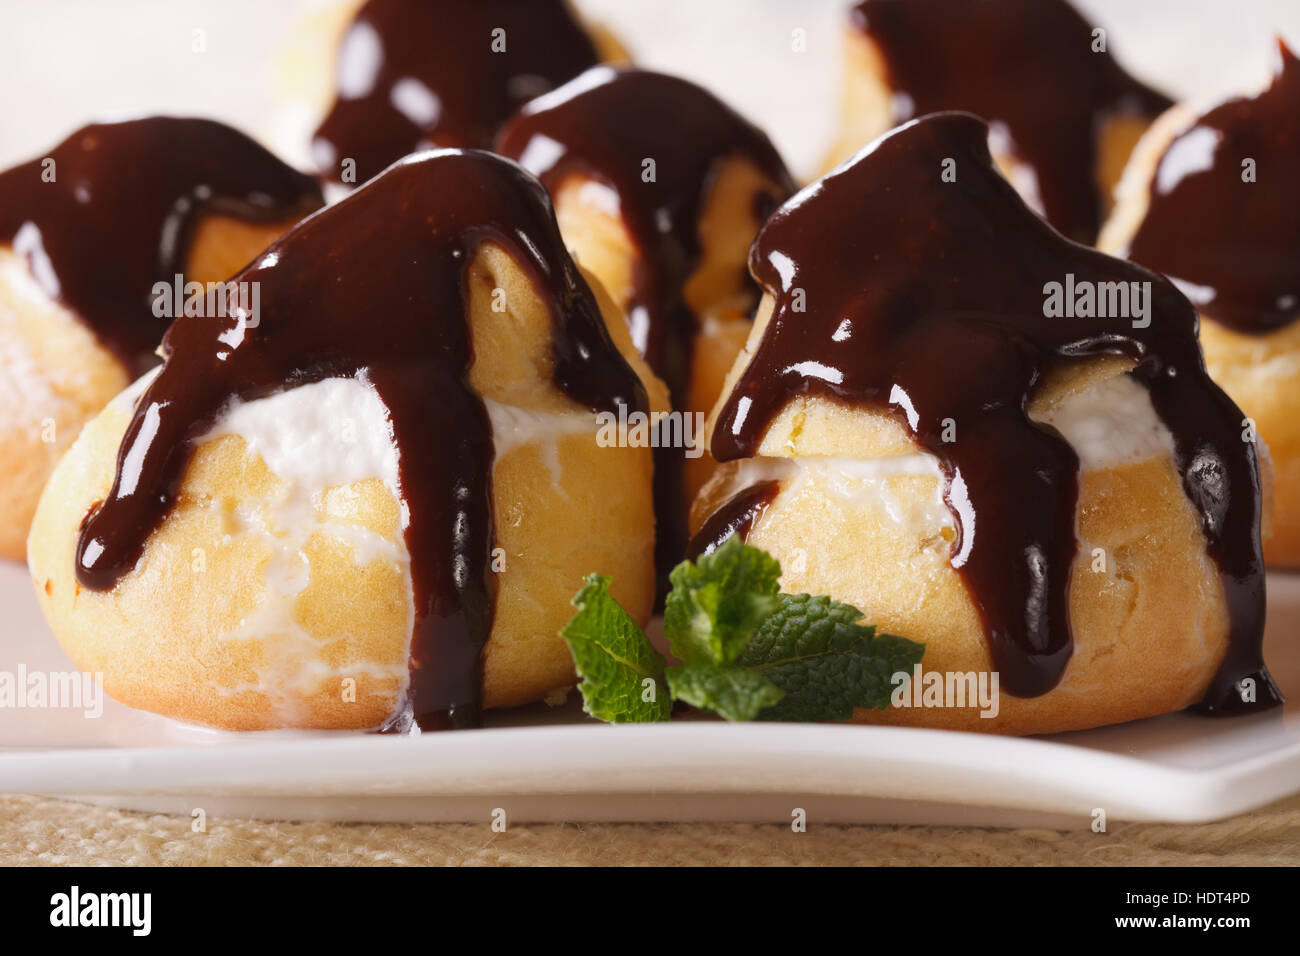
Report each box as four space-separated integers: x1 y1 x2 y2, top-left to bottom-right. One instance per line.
663 535 781 667
559 537 925 723
664 663 784 723
740 593 925 722
559 574 671 722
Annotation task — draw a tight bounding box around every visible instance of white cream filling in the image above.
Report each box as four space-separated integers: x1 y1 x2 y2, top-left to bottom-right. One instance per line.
0 251 91 433
182 376 410 721
481 396 600 485
722 452 952 536
203 374 402 504
724 372 1177 539
197 376 600 493
110 373 600 579
1036 373 1176 470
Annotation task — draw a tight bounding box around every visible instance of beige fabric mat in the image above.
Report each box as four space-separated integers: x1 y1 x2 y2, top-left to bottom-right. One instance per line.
3 793 1299 865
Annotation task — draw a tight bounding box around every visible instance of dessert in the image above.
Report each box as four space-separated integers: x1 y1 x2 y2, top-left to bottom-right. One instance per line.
303 0 625 186
826 0 1171 242
496 67 795 586
1099 40 1300 566
0 117 323 560
693 112 1279 734
28 149 667 731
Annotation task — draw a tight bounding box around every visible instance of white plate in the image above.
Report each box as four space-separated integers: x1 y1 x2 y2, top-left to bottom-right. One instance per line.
2 560 1298 827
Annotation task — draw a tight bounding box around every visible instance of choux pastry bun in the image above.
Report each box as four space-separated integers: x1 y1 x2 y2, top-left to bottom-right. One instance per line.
0 116 322 560
1099 40 1300 567
825 0 1171 242
28 148 668 732
496 67 795 587
300 0 627 186
693 112 1279 735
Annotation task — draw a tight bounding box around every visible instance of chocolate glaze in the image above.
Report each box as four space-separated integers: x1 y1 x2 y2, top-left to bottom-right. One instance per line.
313 0 600 184
0 117 322 371
495 67 794 587
1125 41 1300 334
850 0 1171 242
685 480 780 560
74 149 647 731
710 112 1277 712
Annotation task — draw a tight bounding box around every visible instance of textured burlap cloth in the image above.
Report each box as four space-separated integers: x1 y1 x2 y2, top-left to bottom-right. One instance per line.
3 793 1299 865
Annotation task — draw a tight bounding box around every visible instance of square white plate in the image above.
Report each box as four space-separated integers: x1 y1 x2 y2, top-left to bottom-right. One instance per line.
2 560 1298 827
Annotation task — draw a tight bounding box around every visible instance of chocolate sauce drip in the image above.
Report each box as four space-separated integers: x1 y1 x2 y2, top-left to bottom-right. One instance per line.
313 0 600 184
1125 41 1300 334
74 149 647 731
850 0 1171 242
0 117 322 371
711 112 1277 712
685 480 780 560
496 67 794 586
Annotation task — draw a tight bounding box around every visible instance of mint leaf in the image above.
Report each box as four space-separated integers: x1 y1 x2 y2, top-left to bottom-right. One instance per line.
560 574 671 722
738 593 925 722
663 535 781 666
561 544 927 725
665 663 784 723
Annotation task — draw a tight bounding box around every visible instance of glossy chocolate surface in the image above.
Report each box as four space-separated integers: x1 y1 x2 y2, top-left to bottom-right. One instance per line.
0 117 322 370
685 480 780 560
851 0 1171 242
313 0 600 184
75 149 647 731
710 112 1276 712
1126 41 1300 334
496 67 794 583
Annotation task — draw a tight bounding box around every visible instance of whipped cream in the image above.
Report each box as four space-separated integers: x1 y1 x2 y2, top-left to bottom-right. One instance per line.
204 374 402 502
722 371 1178 539
1036 372 1176 470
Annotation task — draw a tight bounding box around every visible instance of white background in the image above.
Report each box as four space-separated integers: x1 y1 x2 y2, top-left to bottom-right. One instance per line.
1 0 1298 179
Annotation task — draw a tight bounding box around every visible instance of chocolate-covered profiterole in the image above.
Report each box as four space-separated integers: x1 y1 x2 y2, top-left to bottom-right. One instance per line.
74 149 647 731
0 117 323 371
496 66 795 582
312 0 600 184
849 0 1171 242
709 112 1277 713
1123 41 1300 334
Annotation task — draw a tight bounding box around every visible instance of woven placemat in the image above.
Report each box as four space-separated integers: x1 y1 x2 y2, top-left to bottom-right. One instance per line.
3 793 1299 865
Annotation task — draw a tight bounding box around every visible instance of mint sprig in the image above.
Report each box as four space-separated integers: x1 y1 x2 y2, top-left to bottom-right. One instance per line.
560 537 926 723
559 574 671 722
663 538 781 666
664 663 784 722
740 593 925 722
